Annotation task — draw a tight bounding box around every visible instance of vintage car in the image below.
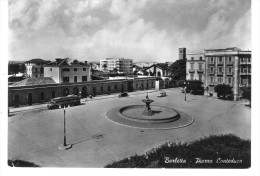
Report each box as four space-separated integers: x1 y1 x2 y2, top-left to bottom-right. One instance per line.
157 91 166 97
119 92 129 98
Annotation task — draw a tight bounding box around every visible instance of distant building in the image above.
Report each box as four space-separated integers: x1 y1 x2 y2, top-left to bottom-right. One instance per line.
100 58 133 74
134 62 155 68
44 58 91 83
179 48 186 60
24 59 50 78
145 63 170 77
186 52 205 84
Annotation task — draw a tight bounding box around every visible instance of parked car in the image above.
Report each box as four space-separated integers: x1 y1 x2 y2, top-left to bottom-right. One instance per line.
157 91 166 97
119 92 128 98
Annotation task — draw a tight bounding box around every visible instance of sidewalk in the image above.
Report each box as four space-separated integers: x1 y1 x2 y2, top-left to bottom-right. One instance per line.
9 89 160 114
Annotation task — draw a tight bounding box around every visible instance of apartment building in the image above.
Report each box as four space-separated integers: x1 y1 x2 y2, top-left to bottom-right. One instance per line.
204 47 251 100
44 58 91 83
24 59 50 78
186 52 205 84
100 58 133 74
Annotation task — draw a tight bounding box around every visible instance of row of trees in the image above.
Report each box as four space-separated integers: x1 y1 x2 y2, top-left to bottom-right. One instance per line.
8 63 26 75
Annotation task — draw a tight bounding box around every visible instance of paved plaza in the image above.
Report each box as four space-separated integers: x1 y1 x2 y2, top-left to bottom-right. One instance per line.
8 88 251 167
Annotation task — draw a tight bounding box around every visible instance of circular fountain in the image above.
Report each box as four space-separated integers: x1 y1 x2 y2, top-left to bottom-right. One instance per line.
106 92 193 129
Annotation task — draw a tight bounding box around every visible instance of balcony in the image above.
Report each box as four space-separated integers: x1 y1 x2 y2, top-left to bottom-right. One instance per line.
226 62 234 66
240 71 251 75
197 69 204 74
189 69 195 73
226 72 233 76
217 61 224 65
208 61 215 65
217 71 223 76
208 70 215 75
240 61 251 65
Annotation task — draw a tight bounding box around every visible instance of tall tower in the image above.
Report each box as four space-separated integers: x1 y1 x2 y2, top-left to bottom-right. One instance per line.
179 48 186 60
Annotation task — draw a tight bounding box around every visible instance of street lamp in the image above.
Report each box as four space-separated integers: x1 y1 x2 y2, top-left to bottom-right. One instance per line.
58 106 72 150
184 81 189 101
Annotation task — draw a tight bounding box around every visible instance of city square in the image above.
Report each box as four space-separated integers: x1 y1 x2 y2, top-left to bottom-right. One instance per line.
8 88 250 167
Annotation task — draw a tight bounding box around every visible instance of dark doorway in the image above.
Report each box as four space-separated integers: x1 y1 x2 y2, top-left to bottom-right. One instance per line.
52 91 55 98
93 87 96 96
63 88 69 96
14 94 19 107
73 87 79 95
127 80 133 92
82 86 87 98
28 93 32 105
121 84 124 93
147 82 149 90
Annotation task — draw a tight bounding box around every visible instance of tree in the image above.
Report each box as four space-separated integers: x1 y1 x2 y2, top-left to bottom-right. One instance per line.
167 59 186 81
214 84 233 100
242 87 251 107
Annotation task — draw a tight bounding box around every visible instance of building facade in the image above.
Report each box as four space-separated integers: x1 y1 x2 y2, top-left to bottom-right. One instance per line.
24 59 50 78
186 53 205 84
145 63 170 77
185 47 251 100
8 77 156 107
44 58 91 83
100 58 133 74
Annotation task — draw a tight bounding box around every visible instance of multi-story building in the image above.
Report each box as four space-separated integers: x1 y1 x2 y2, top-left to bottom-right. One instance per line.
24 59 50 78
186 47 251 100
100 58 133 74
204 47 251 100
186 52 205 84
44 58 91 83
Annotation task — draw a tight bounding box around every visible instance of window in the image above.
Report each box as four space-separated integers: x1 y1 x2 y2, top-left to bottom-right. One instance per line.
210 67 214 72
50 68 52 71
228 67 232 73
40 92 44 100
218 67 222 73
190 63 194 70
74 68 77 71
63 76 69 83
243 68 247 73
243 78 248 85
228 57 232 63
210 57 214 63
74 76 77 82
83 68 86 71
115 85 117 90
199 57 203 61
191 57 194 61
199 64 203 70
62 68 70 72
248 58 251 62
217 77 223 83
199 74 202 81
228 77 232 84
210 76 214 83
219 57 223 62
190 74 194 80
82 76 87 82
35 68 38 72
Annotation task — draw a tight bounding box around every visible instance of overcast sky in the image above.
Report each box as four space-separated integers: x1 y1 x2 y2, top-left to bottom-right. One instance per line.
9 0 251 62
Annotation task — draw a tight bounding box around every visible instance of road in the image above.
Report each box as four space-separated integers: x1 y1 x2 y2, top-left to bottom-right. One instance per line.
8 88 251 167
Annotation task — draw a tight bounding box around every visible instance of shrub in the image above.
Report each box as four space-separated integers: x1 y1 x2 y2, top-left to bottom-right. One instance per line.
242 87 251 106
214 84 233 100
8 159 40 167
105 134 250 168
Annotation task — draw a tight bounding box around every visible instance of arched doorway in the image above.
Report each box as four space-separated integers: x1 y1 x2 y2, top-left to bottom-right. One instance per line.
14 94 19 107
146 82 149 90
28 93 32 105
52 91 55 98
73 87 79 95
82 86 87 98
63 88 69 96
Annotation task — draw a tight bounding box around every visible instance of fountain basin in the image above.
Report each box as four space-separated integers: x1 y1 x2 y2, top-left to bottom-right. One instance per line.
119 105 180 124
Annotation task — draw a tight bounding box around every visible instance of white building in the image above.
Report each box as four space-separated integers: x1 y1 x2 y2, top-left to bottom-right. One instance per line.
24 59 50 78
44 58 91 83
100 58 133 74
186 52 205 84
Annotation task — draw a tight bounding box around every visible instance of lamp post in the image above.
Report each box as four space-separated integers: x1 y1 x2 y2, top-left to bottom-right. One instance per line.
58 106 72 150
184 81 189 101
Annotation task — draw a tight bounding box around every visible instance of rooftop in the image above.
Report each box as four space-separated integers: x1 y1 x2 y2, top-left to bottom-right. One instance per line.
10 77 56 87
45 58 89 67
